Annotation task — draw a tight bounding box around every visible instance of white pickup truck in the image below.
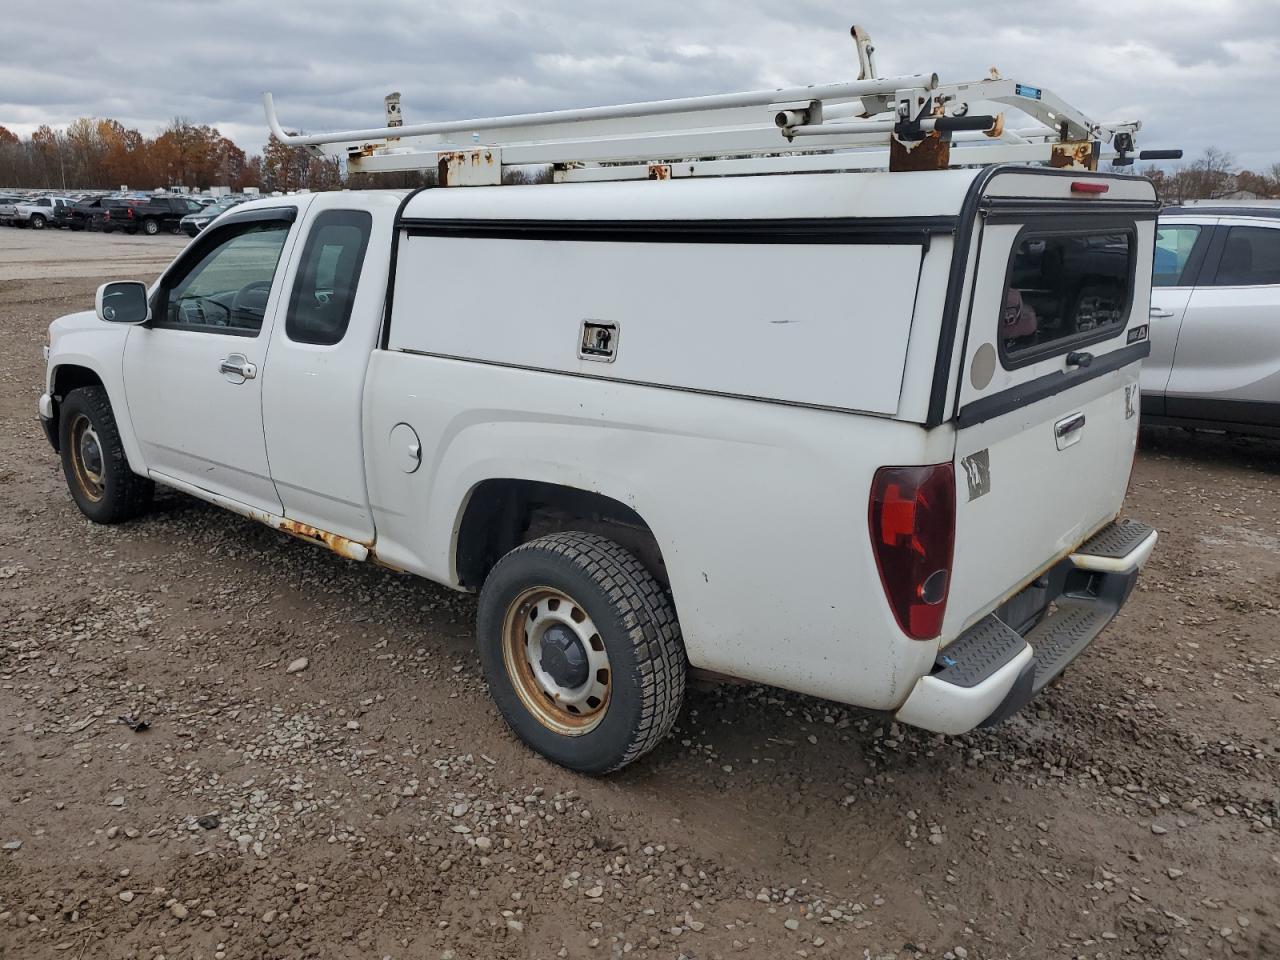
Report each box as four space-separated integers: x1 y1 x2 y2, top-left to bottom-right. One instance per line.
39 58 1161 774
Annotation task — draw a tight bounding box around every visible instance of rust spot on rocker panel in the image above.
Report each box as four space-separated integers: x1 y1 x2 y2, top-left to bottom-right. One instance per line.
249 513 372 562
277 518 370 561
238 508 403 570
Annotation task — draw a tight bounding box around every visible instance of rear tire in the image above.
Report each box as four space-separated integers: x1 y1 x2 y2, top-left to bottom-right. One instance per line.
30 215 46 230
58 386 153 524
477 532 686 774
142 218 159 236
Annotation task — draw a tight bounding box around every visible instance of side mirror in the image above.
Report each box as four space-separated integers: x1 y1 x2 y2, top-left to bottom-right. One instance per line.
96 281 151 324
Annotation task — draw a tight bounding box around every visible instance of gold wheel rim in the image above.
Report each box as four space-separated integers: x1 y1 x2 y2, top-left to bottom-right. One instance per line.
501 586 611 736
68 413 105 503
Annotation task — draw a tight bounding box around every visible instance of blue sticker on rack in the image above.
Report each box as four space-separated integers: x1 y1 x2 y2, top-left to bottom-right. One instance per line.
1015 84 1043 100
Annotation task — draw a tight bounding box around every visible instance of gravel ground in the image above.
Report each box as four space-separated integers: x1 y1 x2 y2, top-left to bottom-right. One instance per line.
1 231 1278 960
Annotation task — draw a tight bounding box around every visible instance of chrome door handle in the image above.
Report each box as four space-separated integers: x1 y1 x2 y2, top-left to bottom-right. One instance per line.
1055 413 1086 438
219 354 257 380
1149 307 1175 319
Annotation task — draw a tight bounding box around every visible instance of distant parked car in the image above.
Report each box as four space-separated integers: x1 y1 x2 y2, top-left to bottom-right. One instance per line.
1142 204 1280 438
178 196 247 236
66 197 138 232
0 196 75 229
122 196 207 235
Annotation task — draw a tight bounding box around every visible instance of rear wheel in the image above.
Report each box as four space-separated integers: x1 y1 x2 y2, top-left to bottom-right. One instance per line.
59 386 153 523
142 218 159 236
477 532 686 774
30 214 46 230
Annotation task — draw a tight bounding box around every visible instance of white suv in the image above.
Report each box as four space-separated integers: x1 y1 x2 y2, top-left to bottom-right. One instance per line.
1143 204 1280 437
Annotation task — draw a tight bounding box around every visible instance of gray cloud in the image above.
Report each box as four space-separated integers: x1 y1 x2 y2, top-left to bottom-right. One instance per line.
1 0 1277 171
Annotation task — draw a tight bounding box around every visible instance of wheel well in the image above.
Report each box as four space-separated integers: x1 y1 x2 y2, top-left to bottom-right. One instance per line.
456 480 668 590
53 365 104 401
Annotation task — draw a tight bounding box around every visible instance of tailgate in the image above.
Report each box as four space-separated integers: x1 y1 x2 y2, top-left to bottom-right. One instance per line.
944 171 1157 635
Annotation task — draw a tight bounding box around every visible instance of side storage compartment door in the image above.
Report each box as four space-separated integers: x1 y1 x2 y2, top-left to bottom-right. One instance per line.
944 175 1157 634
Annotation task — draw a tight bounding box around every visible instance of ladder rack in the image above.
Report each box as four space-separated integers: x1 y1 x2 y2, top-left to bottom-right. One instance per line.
262 24 1180 186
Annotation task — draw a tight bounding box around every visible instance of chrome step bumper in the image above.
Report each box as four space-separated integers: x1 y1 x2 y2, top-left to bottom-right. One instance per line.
895 519 1156 735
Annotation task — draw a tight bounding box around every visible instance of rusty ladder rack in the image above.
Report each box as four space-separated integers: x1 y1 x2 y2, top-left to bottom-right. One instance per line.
262 24 1180 186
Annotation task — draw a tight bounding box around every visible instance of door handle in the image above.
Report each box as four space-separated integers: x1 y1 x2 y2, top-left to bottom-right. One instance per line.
219 354 257 381
1055 413 1086 438
1149 307 1175 319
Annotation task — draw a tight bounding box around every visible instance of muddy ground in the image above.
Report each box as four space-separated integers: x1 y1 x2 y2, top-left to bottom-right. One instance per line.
1 229 1277 960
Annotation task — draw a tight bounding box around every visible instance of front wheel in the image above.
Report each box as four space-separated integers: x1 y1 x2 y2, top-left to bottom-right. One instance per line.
58 386 153 523
477 532 686 774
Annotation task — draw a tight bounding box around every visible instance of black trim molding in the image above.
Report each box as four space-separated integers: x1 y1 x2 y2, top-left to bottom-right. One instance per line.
398 216 957 245
380 186 432 351
956 340 1151 428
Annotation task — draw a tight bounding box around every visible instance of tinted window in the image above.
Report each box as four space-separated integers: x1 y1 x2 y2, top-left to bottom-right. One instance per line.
1211 226 1280 287
1001 229 1134 366
162 223 290 335
285 210 372 345
1153 224 1201 287
36 198 51 207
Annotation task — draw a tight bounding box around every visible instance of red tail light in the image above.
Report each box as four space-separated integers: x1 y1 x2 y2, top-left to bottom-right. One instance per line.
1070 181 1109 194
869 463 956 640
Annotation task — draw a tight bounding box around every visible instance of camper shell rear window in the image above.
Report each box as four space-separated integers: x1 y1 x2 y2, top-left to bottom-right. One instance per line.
999 221 1137 368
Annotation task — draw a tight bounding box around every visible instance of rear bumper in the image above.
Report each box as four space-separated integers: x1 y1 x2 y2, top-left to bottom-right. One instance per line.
895 519 1155 735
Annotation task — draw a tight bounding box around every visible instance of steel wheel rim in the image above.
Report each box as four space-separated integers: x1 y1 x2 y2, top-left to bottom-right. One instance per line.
501 586 611 735
68 413 105 502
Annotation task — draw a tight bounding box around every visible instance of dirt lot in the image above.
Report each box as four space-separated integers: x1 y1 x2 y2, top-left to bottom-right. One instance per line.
1 230 1278 960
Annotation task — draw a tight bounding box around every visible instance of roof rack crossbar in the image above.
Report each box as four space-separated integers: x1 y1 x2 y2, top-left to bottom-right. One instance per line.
262 24 1180 184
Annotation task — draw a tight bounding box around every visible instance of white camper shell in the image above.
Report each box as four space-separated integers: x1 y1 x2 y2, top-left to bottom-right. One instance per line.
40 27 1162 773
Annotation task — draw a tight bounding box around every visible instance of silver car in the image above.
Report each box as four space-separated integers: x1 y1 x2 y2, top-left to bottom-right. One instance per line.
1142 203 1280 437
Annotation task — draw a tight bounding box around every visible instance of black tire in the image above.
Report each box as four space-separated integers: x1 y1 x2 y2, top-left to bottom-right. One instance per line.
30 215 46 230
58 386 153 524
142 218 159 236
477 532 686 774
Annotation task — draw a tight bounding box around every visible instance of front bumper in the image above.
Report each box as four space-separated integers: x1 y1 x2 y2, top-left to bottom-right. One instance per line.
894 519 1156 735
39 392 58 451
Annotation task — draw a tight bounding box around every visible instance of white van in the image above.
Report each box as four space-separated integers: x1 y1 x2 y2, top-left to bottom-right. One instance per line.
39 38 1161 773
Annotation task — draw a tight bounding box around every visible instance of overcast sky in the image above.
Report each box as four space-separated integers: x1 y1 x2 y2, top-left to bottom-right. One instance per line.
2 0 1277 172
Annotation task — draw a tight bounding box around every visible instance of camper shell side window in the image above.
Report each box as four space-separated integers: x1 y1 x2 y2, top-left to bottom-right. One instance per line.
998 218 1138 369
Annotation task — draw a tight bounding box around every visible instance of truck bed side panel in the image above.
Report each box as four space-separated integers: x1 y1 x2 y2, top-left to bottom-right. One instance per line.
363 350 951 709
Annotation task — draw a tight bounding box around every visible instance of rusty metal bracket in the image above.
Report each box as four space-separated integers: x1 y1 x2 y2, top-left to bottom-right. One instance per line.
438 148 502 187
1048 141 1099 172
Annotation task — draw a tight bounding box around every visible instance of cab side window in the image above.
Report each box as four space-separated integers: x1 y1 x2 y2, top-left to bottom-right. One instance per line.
160 222 290 335
285 210 372 346
1210 226 1280 287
